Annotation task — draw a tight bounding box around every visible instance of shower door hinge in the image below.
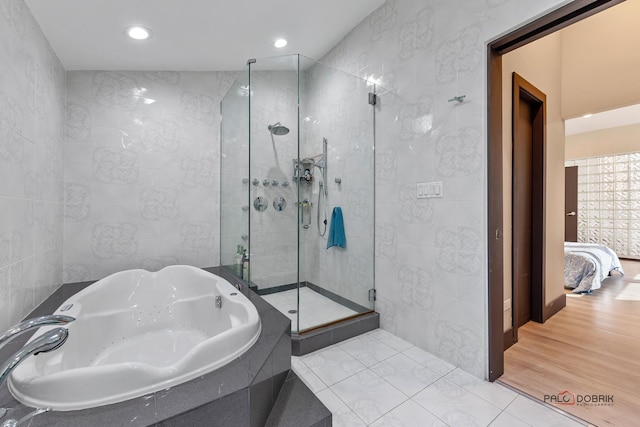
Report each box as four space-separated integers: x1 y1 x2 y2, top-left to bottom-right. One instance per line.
368 288 377 302
368 93 377 105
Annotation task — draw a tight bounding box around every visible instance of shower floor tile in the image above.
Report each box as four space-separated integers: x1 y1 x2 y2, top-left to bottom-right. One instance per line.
260 287 358 331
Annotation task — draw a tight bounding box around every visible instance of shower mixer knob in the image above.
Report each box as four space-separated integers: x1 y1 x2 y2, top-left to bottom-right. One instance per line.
271 180 279 187
252 179 259 186
262 179 270 187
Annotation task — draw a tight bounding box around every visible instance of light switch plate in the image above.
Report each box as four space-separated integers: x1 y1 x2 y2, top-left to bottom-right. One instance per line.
433 181 443 197
416 182 428 199
417 181 444 198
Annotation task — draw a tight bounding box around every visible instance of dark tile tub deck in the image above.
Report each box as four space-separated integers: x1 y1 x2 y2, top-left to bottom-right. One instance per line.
0 267 331 427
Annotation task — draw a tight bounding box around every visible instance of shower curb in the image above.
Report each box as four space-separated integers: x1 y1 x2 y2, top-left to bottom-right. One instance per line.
292 311 380 356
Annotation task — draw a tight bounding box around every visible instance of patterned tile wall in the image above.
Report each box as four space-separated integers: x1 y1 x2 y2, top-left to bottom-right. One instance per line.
0 0 66 330
319 0 567 378
64 71 237 282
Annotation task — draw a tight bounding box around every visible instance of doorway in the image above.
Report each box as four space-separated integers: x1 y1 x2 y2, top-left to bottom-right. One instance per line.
564 166 579 241
487 0 625 381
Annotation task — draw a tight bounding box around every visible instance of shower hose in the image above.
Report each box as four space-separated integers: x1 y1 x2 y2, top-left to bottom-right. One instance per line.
317 182 327 236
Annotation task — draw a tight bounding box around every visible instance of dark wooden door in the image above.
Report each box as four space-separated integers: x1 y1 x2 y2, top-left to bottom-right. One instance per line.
513 97 533 328
512 72 546 334
565 166 578 242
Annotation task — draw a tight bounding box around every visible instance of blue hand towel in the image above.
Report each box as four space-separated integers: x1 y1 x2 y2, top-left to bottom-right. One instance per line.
327 207 346 249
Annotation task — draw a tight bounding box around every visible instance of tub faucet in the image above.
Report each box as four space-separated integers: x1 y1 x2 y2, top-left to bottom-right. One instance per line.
215 295 222 309
0 329 68 421
0 328 70 388
2 407 51 427
0 315 75 352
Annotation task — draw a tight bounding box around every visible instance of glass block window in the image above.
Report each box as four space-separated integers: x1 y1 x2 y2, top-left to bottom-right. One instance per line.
566 152 640 258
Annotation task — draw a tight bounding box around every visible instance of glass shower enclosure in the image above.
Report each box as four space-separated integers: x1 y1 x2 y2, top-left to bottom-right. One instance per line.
220 54 375 333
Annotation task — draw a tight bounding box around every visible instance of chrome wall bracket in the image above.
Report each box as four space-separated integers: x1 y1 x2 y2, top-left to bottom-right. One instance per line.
448 95 466 103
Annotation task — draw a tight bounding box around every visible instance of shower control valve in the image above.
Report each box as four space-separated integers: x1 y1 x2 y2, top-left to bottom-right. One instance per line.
242 178 249 184
252 179 259 186
262 179 270 187
271 180 279 187
254 196 268 212
282 181 289 188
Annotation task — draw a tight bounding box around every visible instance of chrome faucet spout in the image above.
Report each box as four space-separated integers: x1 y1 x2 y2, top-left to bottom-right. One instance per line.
2 407 51 427
0 328 69 387
0 315 75 352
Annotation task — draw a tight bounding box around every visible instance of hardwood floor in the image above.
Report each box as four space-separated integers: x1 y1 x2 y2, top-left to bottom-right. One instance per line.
500 259 640 427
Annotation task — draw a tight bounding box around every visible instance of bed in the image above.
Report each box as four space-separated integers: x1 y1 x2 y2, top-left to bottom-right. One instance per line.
564 242 624 293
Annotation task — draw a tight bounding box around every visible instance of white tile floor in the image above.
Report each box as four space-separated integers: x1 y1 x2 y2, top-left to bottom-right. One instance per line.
261 287 358 331
292 329 587 427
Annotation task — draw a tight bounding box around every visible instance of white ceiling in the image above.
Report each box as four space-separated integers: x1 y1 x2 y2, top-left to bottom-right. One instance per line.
25 0 385 71
565 103 640 136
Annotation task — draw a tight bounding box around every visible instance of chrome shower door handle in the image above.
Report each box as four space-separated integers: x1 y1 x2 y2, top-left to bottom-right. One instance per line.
566 212 576 216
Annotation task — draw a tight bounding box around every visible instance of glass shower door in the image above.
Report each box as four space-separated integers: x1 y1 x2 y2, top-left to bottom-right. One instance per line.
296 55 376 332
246 56 302 330
220 67 249 278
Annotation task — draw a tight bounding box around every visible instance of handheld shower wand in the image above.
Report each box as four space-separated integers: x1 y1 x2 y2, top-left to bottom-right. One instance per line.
316 138 329 237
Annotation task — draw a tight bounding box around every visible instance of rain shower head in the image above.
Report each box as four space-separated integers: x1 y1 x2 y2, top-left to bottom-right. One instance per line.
268 122 290 136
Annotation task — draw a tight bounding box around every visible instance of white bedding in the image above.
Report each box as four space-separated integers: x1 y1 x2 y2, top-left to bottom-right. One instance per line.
564 242 624 293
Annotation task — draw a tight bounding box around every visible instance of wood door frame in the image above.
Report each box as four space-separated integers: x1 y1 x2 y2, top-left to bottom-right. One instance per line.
511 72 546 343
486 0 625 381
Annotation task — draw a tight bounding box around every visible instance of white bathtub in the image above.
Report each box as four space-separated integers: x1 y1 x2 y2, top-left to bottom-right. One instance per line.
8 266 261 411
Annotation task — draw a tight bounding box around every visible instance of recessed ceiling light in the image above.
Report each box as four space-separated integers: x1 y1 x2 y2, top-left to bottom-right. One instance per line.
126 26 152 40
274 38 288 48
583 113 593 118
